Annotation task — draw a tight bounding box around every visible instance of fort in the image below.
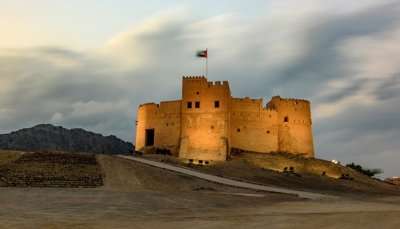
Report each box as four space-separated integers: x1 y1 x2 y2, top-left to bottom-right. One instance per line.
135 76 314 164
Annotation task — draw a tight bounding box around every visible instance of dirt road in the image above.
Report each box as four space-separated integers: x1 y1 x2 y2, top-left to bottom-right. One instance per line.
118 155 332 200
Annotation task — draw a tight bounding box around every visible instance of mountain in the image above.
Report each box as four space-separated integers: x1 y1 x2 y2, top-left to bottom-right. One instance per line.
0 124 133 154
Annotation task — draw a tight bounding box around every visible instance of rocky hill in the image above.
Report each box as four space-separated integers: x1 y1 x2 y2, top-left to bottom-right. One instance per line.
0 124 133 154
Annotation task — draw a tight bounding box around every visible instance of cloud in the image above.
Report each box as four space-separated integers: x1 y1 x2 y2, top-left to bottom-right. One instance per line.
1 1 400 177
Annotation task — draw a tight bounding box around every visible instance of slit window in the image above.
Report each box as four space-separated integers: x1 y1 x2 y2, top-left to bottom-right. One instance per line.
214 100 220 108
187 101 192 109
195 101 200 108
284 116 289 122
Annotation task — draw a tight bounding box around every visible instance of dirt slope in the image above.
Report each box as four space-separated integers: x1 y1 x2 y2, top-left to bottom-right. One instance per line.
97 155 282 195
143 154 400 197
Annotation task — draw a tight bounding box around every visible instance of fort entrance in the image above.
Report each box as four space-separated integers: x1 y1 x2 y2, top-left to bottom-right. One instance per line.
145 129 155 147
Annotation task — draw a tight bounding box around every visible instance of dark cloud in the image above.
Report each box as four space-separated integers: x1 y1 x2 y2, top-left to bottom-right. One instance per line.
1 2 400 177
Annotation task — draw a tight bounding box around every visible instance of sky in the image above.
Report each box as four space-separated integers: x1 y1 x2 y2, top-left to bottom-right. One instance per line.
0 0 400 177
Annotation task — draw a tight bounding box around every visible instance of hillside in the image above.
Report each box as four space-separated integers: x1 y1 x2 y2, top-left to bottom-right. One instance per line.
0 124 133 154
143 153 400 197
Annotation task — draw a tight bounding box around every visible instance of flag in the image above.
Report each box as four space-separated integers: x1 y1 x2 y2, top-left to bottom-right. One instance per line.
196 49 207 58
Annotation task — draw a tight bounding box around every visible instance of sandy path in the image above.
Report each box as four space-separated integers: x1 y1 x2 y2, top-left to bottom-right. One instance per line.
118 155 333 199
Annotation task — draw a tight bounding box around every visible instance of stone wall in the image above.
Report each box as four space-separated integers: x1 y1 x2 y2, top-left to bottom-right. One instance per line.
230 98 279 153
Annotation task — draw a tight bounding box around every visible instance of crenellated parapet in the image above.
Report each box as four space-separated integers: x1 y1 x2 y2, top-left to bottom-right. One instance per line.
270 95 310 104
182 76 230 89
182 75 207 80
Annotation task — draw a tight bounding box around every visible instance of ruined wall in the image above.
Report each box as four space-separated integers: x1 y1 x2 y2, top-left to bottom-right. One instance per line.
230 98 279 153
135 101 181 156
267 96 314 157
234 152 343 178
179 76 230 162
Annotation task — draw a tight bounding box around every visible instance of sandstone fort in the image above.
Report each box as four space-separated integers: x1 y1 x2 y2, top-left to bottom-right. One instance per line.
135 76 314 164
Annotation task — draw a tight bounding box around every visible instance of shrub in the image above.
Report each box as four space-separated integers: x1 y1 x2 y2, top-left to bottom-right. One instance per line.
346 162 382 177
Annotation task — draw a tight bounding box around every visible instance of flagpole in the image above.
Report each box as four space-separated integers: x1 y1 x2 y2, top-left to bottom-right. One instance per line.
206 50 208 77
206 48 208 77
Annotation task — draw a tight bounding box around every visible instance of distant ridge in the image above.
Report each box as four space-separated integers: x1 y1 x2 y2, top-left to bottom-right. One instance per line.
0 124 133 154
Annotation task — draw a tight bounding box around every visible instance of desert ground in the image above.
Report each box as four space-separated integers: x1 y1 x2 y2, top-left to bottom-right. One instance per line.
1 153 400 228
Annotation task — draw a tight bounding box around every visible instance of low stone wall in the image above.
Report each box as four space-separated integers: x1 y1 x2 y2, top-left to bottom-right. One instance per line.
0 152 103 188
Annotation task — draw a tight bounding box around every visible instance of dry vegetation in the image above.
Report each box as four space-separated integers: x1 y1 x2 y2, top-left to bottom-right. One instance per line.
0 150 23 166
0 151 102 187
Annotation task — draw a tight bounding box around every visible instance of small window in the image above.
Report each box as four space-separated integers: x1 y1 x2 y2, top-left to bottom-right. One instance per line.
187 102 192 109
214 100 220 108
284 116 289 122
195 101 200 108
210 125 214 129
237 128 240 132
196 91 200 95
266 130 270 134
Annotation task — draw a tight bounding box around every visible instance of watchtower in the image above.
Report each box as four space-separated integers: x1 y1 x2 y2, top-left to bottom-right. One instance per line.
179 76 231 162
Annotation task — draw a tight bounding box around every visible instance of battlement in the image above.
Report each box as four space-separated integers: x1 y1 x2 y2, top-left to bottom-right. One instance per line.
207 80 229 86
271 96 310 104
139 102 158 108
182 76 207 80
233 97 263 102
139 100 181 111
182 76 229 87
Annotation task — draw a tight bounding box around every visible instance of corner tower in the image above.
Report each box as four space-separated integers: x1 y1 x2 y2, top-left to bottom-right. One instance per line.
179 76 231 162
267 96 314 157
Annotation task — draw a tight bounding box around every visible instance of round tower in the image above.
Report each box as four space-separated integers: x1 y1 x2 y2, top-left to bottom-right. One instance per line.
135 103 159 153
267 96 314 157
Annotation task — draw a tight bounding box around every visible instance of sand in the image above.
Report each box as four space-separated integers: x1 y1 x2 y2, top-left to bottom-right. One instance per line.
0 155 400 228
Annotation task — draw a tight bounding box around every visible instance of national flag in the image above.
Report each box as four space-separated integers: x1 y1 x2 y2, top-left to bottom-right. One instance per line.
196 49 208 58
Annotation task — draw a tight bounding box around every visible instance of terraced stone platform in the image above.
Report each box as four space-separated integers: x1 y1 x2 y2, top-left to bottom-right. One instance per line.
0 152 103 187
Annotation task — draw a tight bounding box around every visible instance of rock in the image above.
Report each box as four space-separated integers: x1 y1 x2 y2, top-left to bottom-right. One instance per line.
0 124 133 154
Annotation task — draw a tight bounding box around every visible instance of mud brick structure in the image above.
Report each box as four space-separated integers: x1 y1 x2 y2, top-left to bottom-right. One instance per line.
135 76 314 164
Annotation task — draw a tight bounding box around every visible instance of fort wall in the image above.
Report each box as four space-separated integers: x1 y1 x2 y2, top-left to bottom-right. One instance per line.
135 77 315 163
230 98 279 153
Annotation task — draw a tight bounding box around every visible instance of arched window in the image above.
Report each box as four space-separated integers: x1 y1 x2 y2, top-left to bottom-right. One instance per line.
284 116 289 122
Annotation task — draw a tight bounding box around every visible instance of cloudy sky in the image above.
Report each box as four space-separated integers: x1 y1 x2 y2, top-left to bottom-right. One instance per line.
1 0 400 177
